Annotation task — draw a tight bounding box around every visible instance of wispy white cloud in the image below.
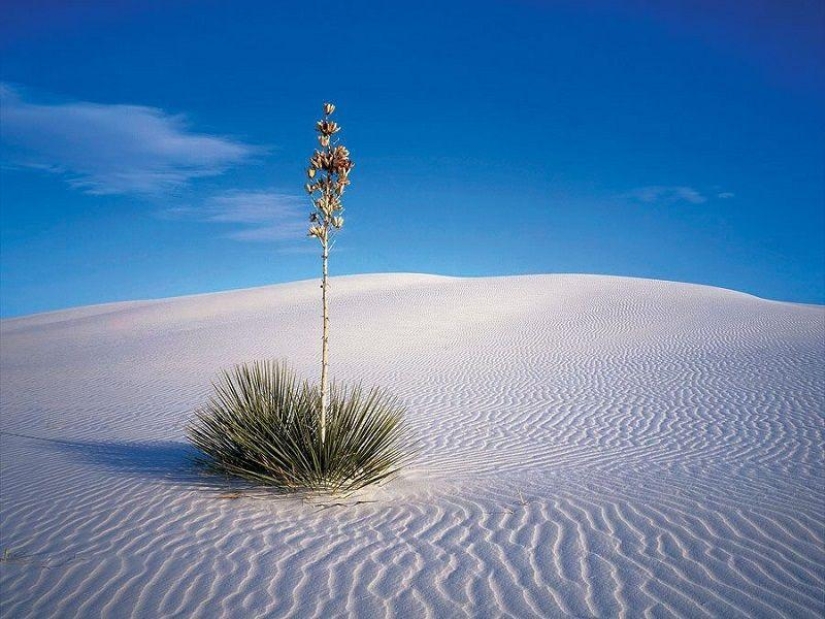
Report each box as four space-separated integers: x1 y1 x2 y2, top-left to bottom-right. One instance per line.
170 190 308 243
0 83 258 195
629 185 708 205
717 192 735 199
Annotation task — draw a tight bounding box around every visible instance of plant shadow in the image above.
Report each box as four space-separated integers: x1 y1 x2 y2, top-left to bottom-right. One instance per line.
57 438 202 481
2 430 249 494
2 430 390 501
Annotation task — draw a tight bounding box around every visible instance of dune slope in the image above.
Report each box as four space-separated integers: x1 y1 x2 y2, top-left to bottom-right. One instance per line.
1 274 823 618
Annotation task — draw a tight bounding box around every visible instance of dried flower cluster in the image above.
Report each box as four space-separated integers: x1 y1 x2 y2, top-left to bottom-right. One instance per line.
306 103 353 242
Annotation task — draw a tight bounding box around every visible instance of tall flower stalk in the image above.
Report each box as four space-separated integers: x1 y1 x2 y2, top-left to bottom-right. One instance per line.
306 102 354 444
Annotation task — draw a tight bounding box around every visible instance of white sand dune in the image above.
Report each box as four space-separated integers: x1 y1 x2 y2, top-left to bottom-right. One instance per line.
1 273 823 618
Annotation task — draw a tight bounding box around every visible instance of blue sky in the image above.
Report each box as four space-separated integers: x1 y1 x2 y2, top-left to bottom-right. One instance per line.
1 0 823 317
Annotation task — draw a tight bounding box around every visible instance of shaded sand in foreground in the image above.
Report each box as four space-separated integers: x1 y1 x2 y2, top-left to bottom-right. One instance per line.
1 274 823 618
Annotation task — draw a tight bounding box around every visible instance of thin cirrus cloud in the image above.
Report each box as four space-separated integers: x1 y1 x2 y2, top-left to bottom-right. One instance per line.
629 185 708 205
176 190 309 243
0 83 259 195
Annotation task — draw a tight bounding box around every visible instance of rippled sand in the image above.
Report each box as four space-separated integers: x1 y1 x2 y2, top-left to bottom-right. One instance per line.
1 274 823 617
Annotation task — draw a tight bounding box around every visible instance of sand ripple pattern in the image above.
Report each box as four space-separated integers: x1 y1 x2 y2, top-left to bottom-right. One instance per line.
1 274 823 617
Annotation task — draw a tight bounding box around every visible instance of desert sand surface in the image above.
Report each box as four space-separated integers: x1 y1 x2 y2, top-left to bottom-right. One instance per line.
1 273 823 618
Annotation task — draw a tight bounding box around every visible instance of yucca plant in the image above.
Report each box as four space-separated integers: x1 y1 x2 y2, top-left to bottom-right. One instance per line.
188 360 411 493
189 103 413 494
